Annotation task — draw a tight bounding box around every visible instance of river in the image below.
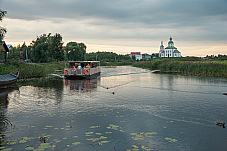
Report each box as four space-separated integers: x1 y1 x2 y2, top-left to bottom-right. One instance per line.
0 66 227 151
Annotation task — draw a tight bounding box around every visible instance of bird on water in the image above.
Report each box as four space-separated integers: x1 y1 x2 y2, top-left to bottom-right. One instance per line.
216 122 225 128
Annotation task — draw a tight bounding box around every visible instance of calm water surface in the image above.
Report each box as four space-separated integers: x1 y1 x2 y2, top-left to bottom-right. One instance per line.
0 66 227 151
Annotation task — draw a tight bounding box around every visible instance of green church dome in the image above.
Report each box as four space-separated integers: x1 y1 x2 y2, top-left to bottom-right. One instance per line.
168 40 173 43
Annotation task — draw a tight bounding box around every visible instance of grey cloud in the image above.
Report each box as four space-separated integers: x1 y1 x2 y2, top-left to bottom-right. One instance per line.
1 0 227 42
2 0 227 24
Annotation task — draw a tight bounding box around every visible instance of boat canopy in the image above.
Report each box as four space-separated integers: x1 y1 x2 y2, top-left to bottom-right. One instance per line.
65 61 100 68
66 61 100 63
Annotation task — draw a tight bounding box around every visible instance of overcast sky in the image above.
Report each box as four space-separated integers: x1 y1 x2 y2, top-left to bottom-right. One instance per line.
1 0 227 56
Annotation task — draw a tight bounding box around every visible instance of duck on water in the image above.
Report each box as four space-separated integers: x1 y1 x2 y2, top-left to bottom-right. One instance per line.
216 122 225 128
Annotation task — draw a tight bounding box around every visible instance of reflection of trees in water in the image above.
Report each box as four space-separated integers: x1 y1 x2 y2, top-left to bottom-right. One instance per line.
18 77 64 104
0 87 18 147
65 78 100 92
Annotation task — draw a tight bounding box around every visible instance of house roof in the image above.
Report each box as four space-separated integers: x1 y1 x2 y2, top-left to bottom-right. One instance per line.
165 46 177 49
130 52 140 55
173 50 180 53
0 41 9 52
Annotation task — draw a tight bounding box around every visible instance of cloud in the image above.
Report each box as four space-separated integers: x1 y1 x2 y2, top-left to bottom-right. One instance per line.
1 0 227 56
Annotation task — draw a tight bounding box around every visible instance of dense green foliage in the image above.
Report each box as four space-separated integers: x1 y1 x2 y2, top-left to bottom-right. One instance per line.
0 9 7 42
133 58 227 78
7 33 82 63
65 42 86 61
86 51 132 62
30 33 64 63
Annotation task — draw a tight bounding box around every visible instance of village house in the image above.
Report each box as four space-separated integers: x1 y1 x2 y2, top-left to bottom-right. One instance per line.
0 41 10 64
129 52 153 60
129 52 142 60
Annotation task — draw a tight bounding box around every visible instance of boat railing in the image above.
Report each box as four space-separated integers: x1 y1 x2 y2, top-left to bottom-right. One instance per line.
64 66 101 76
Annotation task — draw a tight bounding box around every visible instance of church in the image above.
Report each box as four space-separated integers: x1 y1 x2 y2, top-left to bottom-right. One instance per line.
159 37 181 58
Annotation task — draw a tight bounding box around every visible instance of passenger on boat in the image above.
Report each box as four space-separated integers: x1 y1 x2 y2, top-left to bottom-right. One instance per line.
77 64 82 69
86 64 91 68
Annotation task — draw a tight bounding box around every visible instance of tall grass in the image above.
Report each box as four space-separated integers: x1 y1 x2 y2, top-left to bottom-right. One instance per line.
133 60 227 78
0 60 65 79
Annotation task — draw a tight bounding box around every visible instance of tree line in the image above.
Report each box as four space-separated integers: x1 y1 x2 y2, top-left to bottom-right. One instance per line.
8 33 87 63
7 33 132 63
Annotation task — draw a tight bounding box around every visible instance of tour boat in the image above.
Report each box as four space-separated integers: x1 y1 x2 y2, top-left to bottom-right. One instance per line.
0 69 19 87
64 61 101 79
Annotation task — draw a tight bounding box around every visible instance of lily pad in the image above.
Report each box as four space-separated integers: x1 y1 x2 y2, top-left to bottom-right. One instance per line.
99 136 107 139
38 143 52 149
45 126 53 128
73 136 78 138
19 140 27 143
25 147 35 150
23 137 32 140
85 132 94 135
90 126 100 128
1 148 12 151
72 142 80 146
130 133 137 136
33 149 45 151
101 141 110 144
132 145 139 149
165 137 177 143
96 133 102 135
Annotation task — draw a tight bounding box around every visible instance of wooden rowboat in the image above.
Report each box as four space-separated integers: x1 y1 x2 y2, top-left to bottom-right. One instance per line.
0 70 19 87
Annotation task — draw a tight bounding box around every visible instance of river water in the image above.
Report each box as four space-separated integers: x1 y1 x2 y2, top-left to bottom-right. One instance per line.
0 66 227 151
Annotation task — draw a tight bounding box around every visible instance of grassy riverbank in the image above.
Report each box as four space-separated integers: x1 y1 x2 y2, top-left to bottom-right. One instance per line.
0 60 133 79
100 61 133 66
133 59 227 78
0 60 65 79
1 59 226 78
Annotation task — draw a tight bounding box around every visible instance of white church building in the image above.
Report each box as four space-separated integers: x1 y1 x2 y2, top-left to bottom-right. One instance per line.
159 37 181 58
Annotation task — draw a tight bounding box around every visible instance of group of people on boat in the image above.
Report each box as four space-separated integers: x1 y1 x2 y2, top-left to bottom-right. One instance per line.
71 63 96 70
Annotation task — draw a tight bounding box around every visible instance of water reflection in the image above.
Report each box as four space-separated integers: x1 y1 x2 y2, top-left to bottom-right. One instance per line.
0 67 226 151
0 87 19 147
64 78 100 92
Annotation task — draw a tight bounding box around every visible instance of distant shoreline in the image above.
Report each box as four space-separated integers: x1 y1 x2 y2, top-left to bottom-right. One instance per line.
133 60 227 78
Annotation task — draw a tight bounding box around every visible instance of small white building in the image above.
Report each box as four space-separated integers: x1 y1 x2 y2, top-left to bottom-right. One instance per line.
129 52 143 60
159 37 181 58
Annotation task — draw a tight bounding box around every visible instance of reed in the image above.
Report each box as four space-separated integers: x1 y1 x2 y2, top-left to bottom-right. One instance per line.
0 60 65 79
133 60 227 78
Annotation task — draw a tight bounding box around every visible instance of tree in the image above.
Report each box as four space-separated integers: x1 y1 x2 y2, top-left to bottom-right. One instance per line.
8 47 20 60
65 42 86 61
48 33 64 62
31 34 49 63
0 9 7 42
86 51 131 62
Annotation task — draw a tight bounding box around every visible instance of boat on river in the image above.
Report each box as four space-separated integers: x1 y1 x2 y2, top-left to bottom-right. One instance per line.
64 61 101 79
0 70 19 87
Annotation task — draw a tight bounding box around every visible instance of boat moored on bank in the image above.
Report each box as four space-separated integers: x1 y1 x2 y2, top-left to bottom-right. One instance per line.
0 69 19 87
